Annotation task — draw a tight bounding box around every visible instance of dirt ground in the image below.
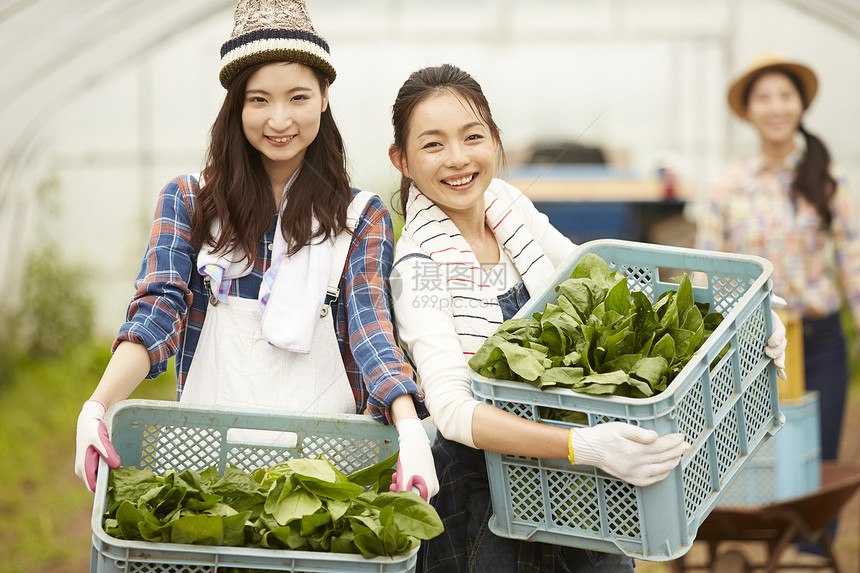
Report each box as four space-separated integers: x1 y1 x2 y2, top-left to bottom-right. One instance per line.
637 387 860 573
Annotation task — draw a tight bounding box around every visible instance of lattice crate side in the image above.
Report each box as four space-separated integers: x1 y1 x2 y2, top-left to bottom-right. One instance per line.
742 368 777 448
505 461 546 524
130 421 224 474
559 410 642 542
675 367 710 452
94 536 419 573
227 444 292 473
713 404 742 483
707 337 743 484
736 305 769 386
611 259 657 302
682 438 713 521
709 352 736 414
299 433 384 475
677 380 712 519
547 469 603 534
481 374 693 551
473 240 778 559
488 389 645 542
496 398 538 421
94 401 416 573
718 392 821 508
127 561 209 573
138 423 161 470
602 477 640 539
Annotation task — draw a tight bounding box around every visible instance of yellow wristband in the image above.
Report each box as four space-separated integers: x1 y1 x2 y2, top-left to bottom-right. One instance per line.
567 428 576 465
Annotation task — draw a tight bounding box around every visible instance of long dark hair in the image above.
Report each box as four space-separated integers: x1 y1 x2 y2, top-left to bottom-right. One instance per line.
389 63 506 216
744 70 837 229
192 63 352 259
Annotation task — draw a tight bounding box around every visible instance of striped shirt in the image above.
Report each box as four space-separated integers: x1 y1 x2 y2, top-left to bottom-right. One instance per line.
115 174 424 423
392 180 575 447
696 151 860 334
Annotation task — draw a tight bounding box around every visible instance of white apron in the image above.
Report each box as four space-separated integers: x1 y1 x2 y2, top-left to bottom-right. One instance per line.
179 191 373 445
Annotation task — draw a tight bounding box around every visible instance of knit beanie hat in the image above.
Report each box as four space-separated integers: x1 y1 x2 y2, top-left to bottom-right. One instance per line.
219 0 336 89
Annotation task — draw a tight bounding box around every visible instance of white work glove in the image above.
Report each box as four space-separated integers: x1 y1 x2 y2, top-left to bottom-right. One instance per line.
75 400 121 493
568 422 690 487
389 416 439 501
766 295 787 380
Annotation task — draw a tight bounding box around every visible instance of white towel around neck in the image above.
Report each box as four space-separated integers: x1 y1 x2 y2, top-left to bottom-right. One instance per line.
196 170 332 354
400 179 556 355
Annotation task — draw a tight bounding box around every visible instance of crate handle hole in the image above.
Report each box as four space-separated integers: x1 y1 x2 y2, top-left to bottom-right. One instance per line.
657 267 709 288
226 428 298 447
538 406 588 425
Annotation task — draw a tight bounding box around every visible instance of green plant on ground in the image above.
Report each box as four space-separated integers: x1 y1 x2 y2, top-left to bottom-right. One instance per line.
3 172 96 365
0 340 175 573
7 245 95 361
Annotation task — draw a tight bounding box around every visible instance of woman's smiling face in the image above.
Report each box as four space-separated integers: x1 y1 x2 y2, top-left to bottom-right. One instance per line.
241 62 328 181
393 90 499 218
745 71 804 148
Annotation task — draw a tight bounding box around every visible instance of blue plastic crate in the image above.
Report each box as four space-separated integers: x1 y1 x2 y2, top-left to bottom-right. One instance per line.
90 400 417 573
470 239 784 561
717 391 821 508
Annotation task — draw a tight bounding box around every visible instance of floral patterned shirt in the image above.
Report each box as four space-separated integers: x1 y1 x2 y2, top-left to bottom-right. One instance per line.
696 150 860 334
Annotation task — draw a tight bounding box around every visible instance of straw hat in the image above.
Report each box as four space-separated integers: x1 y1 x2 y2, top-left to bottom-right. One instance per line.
219 0 336 89
727 53 817 119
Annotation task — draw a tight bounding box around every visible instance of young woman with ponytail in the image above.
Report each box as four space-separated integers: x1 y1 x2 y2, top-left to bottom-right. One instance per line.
697 54 859 472
386 64 787 572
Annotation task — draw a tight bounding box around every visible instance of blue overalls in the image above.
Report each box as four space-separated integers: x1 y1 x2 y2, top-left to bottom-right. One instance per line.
418 281 635 573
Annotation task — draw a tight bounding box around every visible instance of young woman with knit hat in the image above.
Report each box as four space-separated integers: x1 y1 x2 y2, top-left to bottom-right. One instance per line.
387 63 789 572
74 0 438 503
697 54 859 464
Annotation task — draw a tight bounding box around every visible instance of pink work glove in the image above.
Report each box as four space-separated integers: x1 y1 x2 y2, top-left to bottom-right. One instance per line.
767 295 788 380
569 422 690 487
389 416 439 501
75 400 121 492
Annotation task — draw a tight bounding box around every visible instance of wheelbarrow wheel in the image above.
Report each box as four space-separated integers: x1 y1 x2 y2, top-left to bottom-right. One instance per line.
710 549 750 573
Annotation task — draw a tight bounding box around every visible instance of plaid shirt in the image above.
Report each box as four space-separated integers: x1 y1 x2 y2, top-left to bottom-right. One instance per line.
115 174 424 423
696 151 860 334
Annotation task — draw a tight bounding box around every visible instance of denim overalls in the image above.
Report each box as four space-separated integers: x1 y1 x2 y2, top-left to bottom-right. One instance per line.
418 281 635 573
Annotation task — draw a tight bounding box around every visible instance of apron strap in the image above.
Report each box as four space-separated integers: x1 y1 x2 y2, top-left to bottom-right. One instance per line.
325 190 377 304
196 173 374 312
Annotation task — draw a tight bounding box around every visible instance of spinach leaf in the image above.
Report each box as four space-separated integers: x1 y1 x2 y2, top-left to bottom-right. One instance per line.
270 488 322 526
470 254 725 402
346 450 398 488
169 513 224 545
104 451 443 559
369 492 445 540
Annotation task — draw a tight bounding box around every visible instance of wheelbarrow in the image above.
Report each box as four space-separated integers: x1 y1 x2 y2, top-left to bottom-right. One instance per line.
668 462 860 572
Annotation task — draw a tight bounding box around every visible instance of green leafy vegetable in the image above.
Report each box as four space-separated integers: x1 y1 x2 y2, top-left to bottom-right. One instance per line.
469 253 725 399
104 452 442 559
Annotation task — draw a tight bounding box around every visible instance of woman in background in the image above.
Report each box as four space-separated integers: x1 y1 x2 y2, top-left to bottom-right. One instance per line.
697 54 859 464
697 54 860 557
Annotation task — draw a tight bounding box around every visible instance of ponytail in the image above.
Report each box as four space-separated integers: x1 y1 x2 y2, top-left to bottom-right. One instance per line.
795 123 837 230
